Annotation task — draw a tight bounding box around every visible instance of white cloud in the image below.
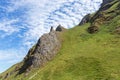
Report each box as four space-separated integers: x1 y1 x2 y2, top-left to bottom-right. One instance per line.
0 0 103 52
0 0 102 48
0 19 20 38
0 48 26 73
20 0 102 48
0 49 25 61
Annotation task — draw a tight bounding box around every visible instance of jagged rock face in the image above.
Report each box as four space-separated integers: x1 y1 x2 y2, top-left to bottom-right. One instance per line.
101 0 113 6
50 26 54 32
79 0 115 26
56 25 66 32
87 0 120 34
79 14 91 25
18 30 61 74
79 0 114 26
100 0 119 11
32 31 61 67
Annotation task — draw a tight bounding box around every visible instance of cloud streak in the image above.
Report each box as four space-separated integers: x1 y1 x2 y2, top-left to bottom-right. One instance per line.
0 0 102 47
0 48 25 61
18 0 102 47
0 48 26 73
0 19 20 38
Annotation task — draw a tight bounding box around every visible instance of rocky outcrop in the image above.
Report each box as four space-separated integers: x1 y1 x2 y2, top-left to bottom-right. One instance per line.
88 25 99 34
101 0 113 6
87 0 120 34
79 0 114 26
79 14 91 25
50 26 54 32
56 25 66 32
100 0 119 11
18 27 61 74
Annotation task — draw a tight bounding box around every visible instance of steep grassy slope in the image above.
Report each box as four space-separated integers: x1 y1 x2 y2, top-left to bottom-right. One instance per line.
0 0 120 80
2 22 120 80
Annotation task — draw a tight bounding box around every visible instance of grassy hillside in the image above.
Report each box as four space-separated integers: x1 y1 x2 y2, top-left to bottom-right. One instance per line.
0 0 120 80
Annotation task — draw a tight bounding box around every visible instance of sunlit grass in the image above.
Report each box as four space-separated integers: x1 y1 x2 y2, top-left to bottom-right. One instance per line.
4 22 119 80
1 0 120 80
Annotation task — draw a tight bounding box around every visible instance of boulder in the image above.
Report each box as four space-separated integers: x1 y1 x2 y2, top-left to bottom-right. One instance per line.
88 25 99 34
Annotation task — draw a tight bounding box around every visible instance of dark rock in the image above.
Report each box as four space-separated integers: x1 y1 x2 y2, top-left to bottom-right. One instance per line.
90 0 120 26
114 26 120 34
56 25 66 32
100 0 119 11
50 26 54 32
101 0 113 6
2 66 19 79
79 14 91 25
18 28 61 74
88 25 99 34
3 73 10 79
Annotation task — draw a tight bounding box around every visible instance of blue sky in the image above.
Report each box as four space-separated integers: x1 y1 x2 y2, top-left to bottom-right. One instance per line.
0 0 102 73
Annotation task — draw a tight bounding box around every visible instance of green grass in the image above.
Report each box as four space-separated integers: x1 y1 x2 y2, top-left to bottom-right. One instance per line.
2 22 120 80
1 0 120 80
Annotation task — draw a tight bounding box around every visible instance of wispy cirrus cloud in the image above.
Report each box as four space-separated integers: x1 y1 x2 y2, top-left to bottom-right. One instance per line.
12 0 103 47
0 19 20 38
0 0 102 47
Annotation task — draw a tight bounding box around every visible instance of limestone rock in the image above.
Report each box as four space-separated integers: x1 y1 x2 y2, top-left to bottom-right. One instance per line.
18 28 61 74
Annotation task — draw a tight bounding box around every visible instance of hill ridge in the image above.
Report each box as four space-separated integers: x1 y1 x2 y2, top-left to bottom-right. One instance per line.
1 0 120 80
